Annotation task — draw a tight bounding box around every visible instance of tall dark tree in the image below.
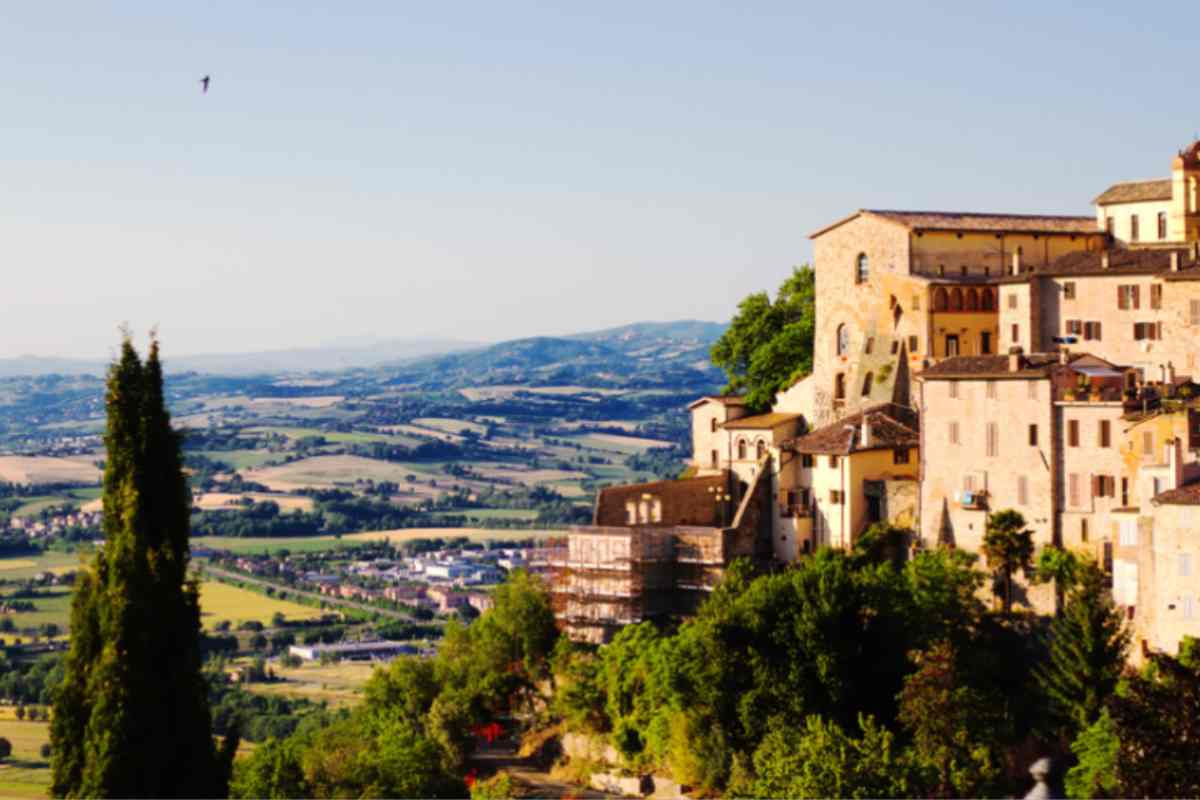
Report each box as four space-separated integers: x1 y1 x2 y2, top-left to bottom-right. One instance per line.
1035 560 1129 735
50 336 237 798
710 266 815 411
981 509 1034 614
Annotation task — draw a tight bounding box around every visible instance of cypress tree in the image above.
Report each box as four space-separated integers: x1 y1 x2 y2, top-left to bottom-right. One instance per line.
1035 559 1130 735
50 336 237 798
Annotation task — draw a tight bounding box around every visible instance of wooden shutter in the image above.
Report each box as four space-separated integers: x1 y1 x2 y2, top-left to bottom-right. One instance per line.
1132 285 1140 309
1118 286 1127 310
1090 475 1100 498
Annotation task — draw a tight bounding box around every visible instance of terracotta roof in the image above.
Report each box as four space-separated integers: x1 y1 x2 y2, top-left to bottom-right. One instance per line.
1152 481 1200 506
810 209 1100 239
919 353 1069 379
784 403 918 455
1093 179 1173 205
994 247 1200 282
687 395 748 410
721 412 802 430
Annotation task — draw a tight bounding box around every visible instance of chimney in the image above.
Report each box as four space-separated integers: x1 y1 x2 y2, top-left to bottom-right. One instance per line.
1011 250 1022 275
1101 251 1111 269
1009 345 1024 372
1168 361 1177 385
1167 438 1183 491
860 417 873 448
1171 251 1181 271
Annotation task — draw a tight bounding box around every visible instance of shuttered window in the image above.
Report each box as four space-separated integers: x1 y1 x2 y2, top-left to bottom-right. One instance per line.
1069 473 1080 506
1068 420 1080 447
1191 299 1200 325
986 423 998 457
1017 475 1028 506
1099 420 1111 448
1151 284 1162 309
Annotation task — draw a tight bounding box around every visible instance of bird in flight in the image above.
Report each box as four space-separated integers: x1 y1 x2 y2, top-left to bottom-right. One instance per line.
200 75 210 93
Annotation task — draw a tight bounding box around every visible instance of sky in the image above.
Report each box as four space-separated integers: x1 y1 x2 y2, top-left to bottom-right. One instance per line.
1 1 1195 358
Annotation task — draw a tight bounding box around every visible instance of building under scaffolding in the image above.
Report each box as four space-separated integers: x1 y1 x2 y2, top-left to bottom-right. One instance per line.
550 466 772 643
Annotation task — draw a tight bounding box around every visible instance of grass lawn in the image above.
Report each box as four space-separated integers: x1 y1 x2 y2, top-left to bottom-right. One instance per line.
11 497 74 517
244 659 381 708
0 587 73 639
0 717 51 798
198 580 325 630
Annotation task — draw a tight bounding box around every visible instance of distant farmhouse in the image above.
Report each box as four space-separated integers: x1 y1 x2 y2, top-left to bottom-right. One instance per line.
552 140 1200 660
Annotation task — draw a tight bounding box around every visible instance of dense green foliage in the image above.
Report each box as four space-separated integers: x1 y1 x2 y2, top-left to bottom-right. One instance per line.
50 338 237 798
710 266 816 411
1036 560 1129 734
231 570 557 798
982 509 1035 614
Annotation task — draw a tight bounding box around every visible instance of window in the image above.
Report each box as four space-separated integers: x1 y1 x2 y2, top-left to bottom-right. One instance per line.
912 294 920 311
1017 475 1028 506
1028 381 1038 400
1007 293 1017 309
1130 214 1140 241
1121 477 1129 506
834 373 846 402
625 501 637 524
1191 299 1200 326
856 253 869 283
1064 282 1076 300
949 381 958 399
1084 321 1102 340
829 455 839 468
710 418 718 433
1066 319 1082 335
1133 322 1162 340
1069 473 1080 506
1093 475 1115 498
737 440 747 460
960 265 968 276
756 440 766 460
651 498 662 523
893 447 910 464
829 490 844 504
1119 518 1138 546
949 421 960 445
980 331 992 354
1099 420 1111 448
986 380 996 399
1081 518 1089 543
801 454 814 468
938 264 946 277
1118 285 1140 310
711 449 719 468
945 334 960 356
1180 553 1193 577
1105 216 1114 234
963 473 976 492
1158 211 1167 240
1028 424 1038 446
908 335 919 353
1151 284 1162 310
1012 324 1019 342
986 422 998 457
1068 420 1080 447
836 324 849 356
861 372 874 397
890 340 899 354
864 337 874 354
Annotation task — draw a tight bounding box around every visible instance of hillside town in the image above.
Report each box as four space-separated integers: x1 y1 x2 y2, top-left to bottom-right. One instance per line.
553 139 1200 664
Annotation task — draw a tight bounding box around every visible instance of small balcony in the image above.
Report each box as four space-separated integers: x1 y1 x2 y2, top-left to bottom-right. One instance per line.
955 489 989 511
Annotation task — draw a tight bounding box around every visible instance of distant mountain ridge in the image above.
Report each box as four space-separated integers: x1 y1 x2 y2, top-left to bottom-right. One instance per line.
0 320 726 386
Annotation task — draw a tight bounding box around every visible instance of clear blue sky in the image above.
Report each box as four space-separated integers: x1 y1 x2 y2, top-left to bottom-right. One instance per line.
1 1 1194 358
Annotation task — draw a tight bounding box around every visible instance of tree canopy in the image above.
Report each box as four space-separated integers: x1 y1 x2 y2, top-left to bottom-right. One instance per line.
51 336 237 798
710 265 815 410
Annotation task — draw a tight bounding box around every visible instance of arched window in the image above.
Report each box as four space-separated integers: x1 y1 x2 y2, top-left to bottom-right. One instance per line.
836 324 849 356
862 372 874 396
965 289 979 311
933 288 949 311
856 253 869 283
756 440 766 460
949 288 964 311
737 439 747 460
981 288 995 311
834 373 846 401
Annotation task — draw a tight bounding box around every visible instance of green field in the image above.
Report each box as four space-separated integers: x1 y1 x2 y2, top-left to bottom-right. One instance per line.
243 659 381 708
191 527 559 556
0 552 86 582
430 508 538 521
197 449 281 470
0 718 51 798
245 426 415 446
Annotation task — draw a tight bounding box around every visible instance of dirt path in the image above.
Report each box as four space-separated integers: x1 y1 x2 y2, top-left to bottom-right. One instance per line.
470 744 618 799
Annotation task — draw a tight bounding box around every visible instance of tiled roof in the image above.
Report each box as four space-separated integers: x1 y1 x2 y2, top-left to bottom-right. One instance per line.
1093 179 1173 205
995 247 1200 281
918 353 1070 379
1152 481 1200 506
721 412 803 430
784 403 919 455
812 209 1101 239
687 395 748 409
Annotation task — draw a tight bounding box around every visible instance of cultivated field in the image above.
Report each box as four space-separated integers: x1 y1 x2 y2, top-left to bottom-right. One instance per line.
244 659 381 708
198 580 325 630
193 492 315 512
0 718 51 799
0 456 100 486
244 455 438 491
0 552 86 581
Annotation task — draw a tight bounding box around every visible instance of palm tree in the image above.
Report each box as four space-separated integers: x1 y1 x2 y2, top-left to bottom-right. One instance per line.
982 509 1034 614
